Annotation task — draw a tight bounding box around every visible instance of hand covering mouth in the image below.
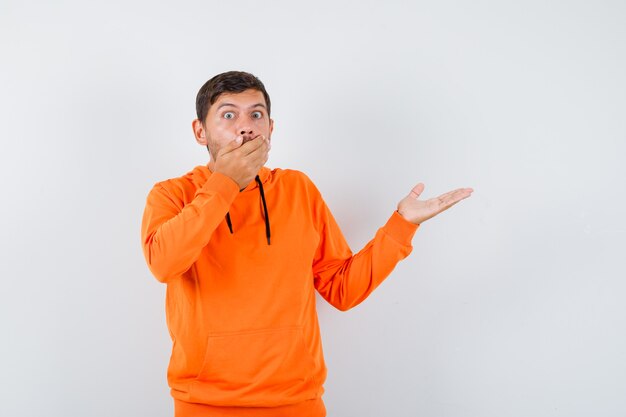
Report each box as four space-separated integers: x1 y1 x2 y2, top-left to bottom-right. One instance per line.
241 135 258 144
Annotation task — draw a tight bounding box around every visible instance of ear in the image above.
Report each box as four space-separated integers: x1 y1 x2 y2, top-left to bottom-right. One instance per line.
269 118 274 136
192 119 207 145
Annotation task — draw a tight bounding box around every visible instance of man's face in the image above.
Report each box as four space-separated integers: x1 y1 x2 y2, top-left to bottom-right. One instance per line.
193 88 273 160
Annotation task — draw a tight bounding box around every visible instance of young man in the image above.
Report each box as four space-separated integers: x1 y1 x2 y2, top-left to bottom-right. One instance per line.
141 71 473 417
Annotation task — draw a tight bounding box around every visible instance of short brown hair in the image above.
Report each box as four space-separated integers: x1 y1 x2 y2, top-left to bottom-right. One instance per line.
195 71 271 122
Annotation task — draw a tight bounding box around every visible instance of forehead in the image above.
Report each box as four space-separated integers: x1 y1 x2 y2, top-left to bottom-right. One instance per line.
212 89 266 108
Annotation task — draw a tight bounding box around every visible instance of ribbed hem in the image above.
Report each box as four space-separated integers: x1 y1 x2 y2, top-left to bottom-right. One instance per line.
174 398 326 417
382 211 420 246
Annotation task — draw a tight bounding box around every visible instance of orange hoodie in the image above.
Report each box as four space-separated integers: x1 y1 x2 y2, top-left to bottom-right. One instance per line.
141 165 419 416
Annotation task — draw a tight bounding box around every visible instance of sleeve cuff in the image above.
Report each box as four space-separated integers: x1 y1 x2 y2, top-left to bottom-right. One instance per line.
195 172 240 206
382 211 420 246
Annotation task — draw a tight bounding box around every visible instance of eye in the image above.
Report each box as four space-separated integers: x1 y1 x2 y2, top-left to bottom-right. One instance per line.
223 112 235 120
251 111 263 119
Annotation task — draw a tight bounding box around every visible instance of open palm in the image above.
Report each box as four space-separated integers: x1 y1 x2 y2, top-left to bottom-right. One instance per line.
397 183 474 225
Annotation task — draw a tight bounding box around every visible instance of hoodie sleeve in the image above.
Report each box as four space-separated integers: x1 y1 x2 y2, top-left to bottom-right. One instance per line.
141 172 239 283
311 189 419 311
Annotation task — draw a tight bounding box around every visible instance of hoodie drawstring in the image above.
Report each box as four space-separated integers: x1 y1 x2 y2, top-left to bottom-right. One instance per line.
223 175 271 245
225 212 233 234
255 175 271 245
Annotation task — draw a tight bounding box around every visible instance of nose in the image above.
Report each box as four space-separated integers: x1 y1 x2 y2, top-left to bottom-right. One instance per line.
237 119 254 137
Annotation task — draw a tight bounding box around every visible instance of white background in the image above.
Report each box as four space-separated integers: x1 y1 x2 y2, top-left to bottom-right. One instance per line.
1 1 625 416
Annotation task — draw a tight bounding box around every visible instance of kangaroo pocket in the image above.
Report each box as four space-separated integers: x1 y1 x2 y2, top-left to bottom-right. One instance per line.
193 326 317 404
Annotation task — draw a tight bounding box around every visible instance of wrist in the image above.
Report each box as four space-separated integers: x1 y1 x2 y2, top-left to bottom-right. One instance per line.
397 209 421 225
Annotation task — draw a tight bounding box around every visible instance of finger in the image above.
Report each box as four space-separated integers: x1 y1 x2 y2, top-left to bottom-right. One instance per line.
239 135 267 156
409 183 425 199
436 187 472 201
434 199 461 216
216 135 244 157
435 188 473 207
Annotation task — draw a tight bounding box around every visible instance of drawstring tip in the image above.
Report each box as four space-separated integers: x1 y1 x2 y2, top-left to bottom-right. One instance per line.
225 212 233 234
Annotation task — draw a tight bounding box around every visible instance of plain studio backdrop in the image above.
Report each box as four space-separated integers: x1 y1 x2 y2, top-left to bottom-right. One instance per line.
1 0 625 416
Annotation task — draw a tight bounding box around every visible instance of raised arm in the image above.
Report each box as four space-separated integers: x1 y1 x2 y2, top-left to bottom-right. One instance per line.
141 172 239 283
313 182 473 311
141 135 270 283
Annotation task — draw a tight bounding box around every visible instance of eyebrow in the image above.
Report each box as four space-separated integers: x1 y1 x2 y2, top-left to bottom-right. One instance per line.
216 102 267 111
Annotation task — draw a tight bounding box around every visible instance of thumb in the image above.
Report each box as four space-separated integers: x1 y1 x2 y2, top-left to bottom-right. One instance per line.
409 183 425 199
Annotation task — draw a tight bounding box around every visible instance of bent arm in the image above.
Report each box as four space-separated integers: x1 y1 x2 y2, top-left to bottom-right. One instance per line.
140 172 239 283
313 205 419 311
